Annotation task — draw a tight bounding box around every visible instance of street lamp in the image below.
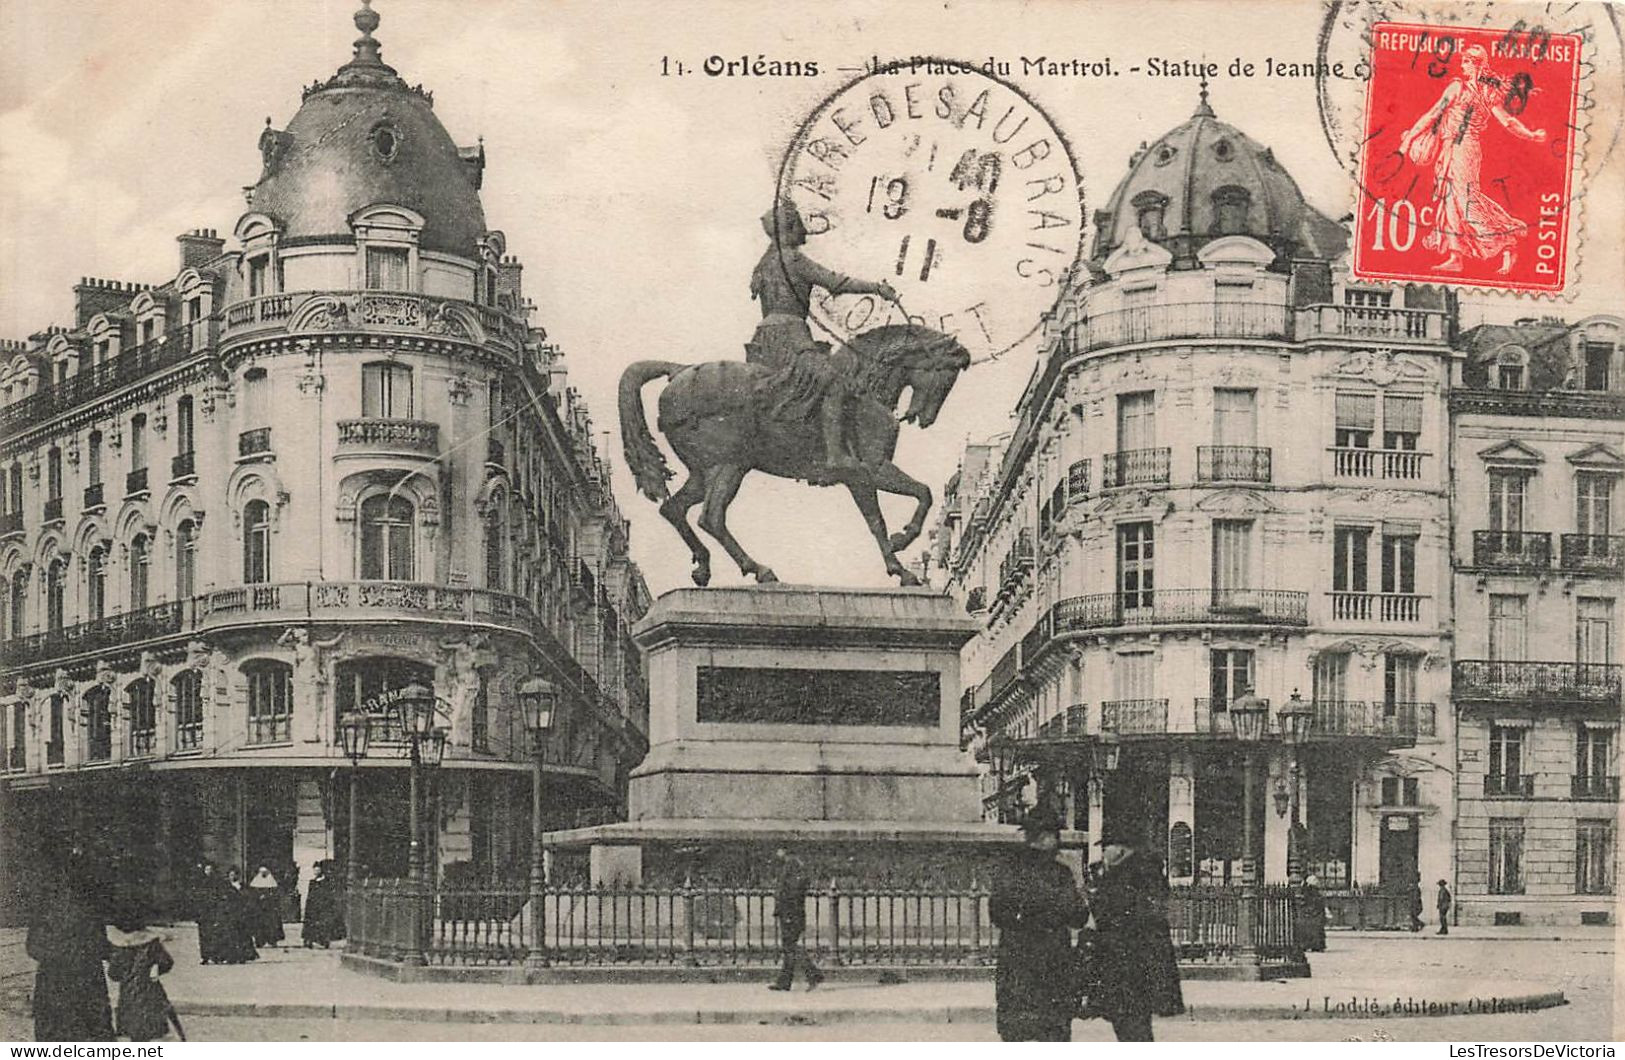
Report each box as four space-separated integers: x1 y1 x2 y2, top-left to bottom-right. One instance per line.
518 677 558 973
394 682 446 966
987 734 1018 823
336 711 372 892
1227 689 1269 886
1276 690 1314 885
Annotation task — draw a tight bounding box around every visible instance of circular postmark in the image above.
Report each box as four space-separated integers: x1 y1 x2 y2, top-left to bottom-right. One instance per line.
775 58 1085 362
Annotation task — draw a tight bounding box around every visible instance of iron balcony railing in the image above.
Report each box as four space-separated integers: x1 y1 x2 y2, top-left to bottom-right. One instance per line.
1328 447 1427 480
42 497 63 523
0 319 216 442
248 713 292 746
1327 592 1426 623
1192 697 1262 736
1066 459 1091 499
336 418 440 454
1074 301 1291 351
238 427 272 458
1453 660 1622 703
171 450 196 481
1046 589 1309 634
1101 698 1170 735
129 729 157 758
1104 447 1171 487
83 482 104 510
1560 534 1625 575
1309 700 1435 740
0 511 21 536
1483 773 1535 798
1572 775 1621 800
1197 446 1272 483
124 467 148 497
1472 531 1552 572
0 600 186 669
176 719 204 752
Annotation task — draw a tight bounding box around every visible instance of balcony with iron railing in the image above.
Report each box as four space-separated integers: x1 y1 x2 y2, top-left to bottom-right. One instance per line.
129 728 157 758
83 482 105 510
175 719 204 752
42 496 63 524
171 450 196 482
1308 700 1435 740
1196 446 1272 484
1101 698 1171 736
1041 589 1309 639
0 600 188 669
1483 773 1535 798
1328 447 1428 481
1471 531 1552 572
1572 774 1621 800
238 427 272 458
0 511 21 537
1104 447 1171 487
1327 592 1427 624
248 713 292 746
1560 534 1625 575
1454 660 1622 704
0 319 216 442
125 467 149 498
336 418 440 456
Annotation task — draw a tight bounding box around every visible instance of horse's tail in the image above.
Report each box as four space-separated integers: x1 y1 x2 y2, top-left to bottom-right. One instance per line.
618 360 684 502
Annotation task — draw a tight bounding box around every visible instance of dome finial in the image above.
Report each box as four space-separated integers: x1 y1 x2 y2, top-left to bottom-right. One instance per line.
352 0 383 66
1194 77 1214 118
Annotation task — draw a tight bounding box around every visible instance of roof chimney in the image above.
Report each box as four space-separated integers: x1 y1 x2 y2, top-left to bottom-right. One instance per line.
177 228 226 271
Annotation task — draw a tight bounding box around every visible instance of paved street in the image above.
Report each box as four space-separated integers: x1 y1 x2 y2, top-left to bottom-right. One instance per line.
1 928 1614 1042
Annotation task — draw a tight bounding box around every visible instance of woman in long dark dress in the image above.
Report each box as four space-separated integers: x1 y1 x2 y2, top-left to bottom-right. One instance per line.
1296 874 1328 952
194 863 228 964
302 861 342 948
216 868 259 964
106 917 176 1042
247 866 285 947
26 854 113 1041
989 807 1089 1042
1087 839 1185 1042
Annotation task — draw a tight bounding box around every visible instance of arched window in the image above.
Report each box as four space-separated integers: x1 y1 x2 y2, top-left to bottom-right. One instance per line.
484 516 505 591
129 534 150 610
334 656 435 744
173 670 204 750
46 447 62 502
243 501 270 584
88 431 103 489
175 520 197 598
359 495 414 580
87 545 107 621
1211 186 1252 236
7 463 22 520
127 679 156 757
244 660 293 744
45 558 65 631
6 571 24 637
175 396 195 461
1495 345 1529 391
1132 191 1168 241
46 694 64 765
83 685 111 762
361 362 413 418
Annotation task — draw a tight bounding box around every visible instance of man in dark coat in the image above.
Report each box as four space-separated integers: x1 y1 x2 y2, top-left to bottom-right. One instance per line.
990 807 1088 1042
1087 835 1185 1042
1436 879 1452 935
302 861 343 948
1408 873 1425 932
26 851 114 1041
1296 874 1328 952
768 848 823 991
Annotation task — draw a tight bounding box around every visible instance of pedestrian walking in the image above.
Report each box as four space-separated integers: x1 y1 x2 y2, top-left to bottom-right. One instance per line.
26 849 113 1042
1436 879 1452 936
767 847 823 991
194 862 229 964
302 860 343 948
106 914 176 1042
1408 873 1425 932
248 865 285 947
1086 834 1185 1042
217 867 260 964
989 807 1088 1042
1295 874 1327 952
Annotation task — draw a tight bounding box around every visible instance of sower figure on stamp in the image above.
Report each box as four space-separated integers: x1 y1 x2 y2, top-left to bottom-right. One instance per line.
750 200 900 480
768 847 824 991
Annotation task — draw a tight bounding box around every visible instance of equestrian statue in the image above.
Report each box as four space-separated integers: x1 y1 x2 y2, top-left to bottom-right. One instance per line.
618 200 971 586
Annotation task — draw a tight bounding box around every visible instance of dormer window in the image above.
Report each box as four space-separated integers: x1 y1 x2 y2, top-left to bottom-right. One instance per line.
365 246 410 291
1494 344 1529 391
1132 190 1168 241
248 256 270 298
1583 342 1613 391
370 122 401 163
1211 186 1251 236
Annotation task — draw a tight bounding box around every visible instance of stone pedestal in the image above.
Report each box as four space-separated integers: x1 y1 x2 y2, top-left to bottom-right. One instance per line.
546 586 1016 885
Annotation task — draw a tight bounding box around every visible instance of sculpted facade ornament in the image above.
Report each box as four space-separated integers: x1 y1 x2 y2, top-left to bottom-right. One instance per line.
1333 348 1431 386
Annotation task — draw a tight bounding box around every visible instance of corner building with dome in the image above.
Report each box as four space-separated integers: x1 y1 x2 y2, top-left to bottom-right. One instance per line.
0 7 650 918
942 91 1612 916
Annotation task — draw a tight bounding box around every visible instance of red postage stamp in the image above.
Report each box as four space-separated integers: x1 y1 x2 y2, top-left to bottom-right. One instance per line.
1353 21 1582 293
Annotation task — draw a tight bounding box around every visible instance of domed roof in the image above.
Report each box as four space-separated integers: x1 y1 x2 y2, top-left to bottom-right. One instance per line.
246 4 486 258
1091 86 1346 266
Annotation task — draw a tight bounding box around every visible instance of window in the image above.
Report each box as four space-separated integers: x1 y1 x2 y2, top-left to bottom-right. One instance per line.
1577 727 1615 782
360 495 414 580
47 695 63 765
1131 192 1167 241
485 517 505 590
127 679 156 757
84 686 111 762
1114 650 1155 701
1583 342 1612 392
1488 594 1528 661
8 463 22 518
334 657 436 740
243 501 270 584
1380 530 1417 594
1212 389 1257 446
247 256 269 298
1380 776 1420 805
361 362 413 418
174 670 204 750
1576 820 1615 894
1211 520 1252 605
1333 526 1370 593
1314 653 1349 703
130 415 147 471
186 297 202 324
1576 474 1614 537
1117 522 1154 610
88 432 102 487
1577 598 1615 666
1211 186 1251 235
245 661 293 744
1489 819 1525 895
1488 471 1527 534
140 319 155 346
46 448 61 501
129 534 150 610
87 546 106 621
1116 391 1155 451
471 674 489 752
365 246 411 290
1382 395 1422 451
1209 649 1254 706
242 369 268 428
1344 289 1393 308
8 701 23 770
1334 393 1375 449
7 571 24 637
45 559 65 631
1383 653 1419 710
1489 725 1526 783
1497 364 1525 390
176 396 194 457
175 520 197 599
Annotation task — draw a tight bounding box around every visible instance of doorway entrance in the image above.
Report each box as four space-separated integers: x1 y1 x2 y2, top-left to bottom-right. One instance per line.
1378 813 1419 890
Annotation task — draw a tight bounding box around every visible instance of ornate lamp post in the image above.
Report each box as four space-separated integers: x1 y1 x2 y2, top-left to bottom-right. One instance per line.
395 682 448 966
1087 738 1120 838
987 734 1017 823
1226 689 1269 885
519 677 557 973
1276 690 1314 885
336 710 372 887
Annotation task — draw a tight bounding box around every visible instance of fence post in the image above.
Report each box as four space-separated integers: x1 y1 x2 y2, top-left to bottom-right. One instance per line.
828 882 841 966
682 882 698 966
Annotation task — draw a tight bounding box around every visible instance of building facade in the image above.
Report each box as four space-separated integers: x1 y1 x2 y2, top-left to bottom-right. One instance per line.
0 7 650 919
1448 317 1623 924
934 93 1464 897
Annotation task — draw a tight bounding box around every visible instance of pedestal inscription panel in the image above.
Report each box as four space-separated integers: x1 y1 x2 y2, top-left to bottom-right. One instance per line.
695 666 939 726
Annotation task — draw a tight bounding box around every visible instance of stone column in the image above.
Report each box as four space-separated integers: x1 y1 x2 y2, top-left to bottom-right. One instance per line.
438 772 473 869
1167 751 1196 884
292 775 330 911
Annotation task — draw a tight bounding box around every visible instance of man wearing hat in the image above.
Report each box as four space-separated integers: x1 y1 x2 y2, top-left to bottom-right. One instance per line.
989 806 1088 1041
1085 824 1185 1041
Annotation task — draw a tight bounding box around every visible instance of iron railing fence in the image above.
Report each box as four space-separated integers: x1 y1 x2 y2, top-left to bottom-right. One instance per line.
346 881 1303 969
1560 533 1625 575
1453 660 1622 703
1196 445 1272 483
1472 530 1553 571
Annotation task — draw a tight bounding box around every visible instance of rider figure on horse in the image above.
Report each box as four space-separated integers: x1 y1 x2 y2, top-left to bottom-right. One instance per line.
749 200 899 474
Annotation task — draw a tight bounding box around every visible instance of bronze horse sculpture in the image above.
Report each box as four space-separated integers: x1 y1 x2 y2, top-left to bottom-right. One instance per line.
618 324 971 586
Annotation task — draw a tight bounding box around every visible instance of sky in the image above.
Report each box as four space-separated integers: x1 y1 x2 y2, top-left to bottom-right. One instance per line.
2 0 1620 597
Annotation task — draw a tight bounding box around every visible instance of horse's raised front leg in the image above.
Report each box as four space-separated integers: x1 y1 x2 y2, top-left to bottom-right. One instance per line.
696 464 778 584
659 471 711 586
845 482 919 586
866 461 933 554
